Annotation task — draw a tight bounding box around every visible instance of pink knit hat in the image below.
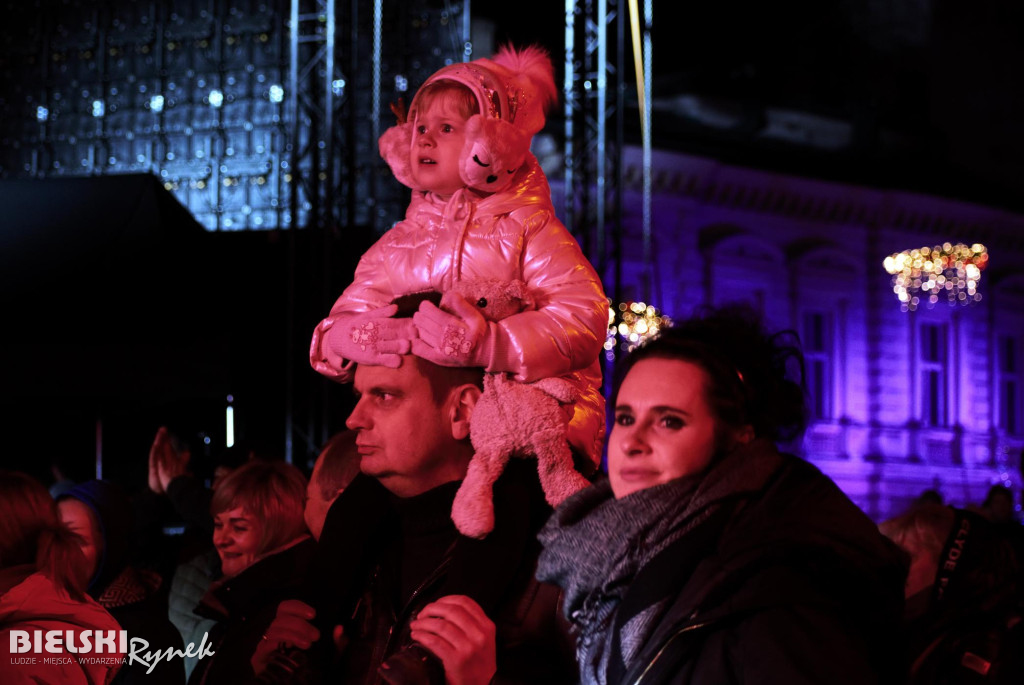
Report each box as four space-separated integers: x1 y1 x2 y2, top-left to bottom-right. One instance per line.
379 45 557 194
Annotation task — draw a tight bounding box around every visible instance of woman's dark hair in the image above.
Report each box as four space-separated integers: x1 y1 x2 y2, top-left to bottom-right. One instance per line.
612 304 808 443
0 470 90 599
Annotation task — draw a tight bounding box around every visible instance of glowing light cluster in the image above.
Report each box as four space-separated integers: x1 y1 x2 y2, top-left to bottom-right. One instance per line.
883 242 988 311
605 301 670 358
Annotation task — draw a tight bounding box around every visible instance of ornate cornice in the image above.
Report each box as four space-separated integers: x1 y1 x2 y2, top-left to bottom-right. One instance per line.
613 146 1024 251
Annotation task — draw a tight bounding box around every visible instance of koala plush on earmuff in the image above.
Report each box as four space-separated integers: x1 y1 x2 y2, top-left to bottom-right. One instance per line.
459 116 531 193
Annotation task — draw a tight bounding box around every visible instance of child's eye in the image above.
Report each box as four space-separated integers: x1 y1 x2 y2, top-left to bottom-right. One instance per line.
416 125 426 134
441 124 453 133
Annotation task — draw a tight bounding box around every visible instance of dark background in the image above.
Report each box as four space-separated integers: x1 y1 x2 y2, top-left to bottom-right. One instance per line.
484 0 1024 213
2 0 1022 489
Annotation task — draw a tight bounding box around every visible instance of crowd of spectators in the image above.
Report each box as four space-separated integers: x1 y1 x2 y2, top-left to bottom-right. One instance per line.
2 306 1022 684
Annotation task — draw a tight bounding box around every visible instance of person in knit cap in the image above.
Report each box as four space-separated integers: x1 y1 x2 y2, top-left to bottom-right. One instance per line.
308 45 608 490
58 480 184 685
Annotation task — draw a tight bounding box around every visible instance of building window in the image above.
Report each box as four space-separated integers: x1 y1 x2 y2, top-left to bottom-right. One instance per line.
920 323 948 427
998 336 1020 434
803 311 833 420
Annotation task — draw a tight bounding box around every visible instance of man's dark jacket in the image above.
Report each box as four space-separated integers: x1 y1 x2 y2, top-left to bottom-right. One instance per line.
310 460 577 685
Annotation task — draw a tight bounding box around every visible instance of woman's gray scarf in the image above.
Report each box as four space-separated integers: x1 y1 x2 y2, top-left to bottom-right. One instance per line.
536 442 782 684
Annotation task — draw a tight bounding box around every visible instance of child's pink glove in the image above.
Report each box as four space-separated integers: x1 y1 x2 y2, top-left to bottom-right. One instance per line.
412 295 494 368
322 304 416 369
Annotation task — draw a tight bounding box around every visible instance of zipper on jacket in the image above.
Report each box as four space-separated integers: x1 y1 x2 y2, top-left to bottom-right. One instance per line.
630 620 710 685
381 546 456 658
356 566 389 685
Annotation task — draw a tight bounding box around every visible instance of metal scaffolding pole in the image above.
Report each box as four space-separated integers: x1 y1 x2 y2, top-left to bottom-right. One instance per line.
287 0 340 464
284 0 471 463
641 0 653 302
563 0 624 290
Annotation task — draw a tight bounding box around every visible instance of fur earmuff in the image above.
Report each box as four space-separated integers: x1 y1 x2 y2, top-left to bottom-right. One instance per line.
378 122 418 191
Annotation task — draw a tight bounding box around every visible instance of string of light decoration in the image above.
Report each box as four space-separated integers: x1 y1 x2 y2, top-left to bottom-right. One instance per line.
883 242 988 311
605 301 670 359
600 0 663 363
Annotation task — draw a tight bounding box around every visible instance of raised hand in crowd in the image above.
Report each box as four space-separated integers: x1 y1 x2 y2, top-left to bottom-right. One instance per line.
147 426 167 493
150 426 191 493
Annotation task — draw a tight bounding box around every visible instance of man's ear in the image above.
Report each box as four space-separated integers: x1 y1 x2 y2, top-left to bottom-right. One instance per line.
448 384 482 441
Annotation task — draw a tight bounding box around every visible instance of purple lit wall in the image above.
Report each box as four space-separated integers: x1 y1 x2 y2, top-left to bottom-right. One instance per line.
549 146 1024 521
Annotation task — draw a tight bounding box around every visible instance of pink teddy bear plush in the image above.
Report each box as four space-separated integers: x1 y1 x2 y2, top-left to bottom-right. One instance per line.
444 279 593 538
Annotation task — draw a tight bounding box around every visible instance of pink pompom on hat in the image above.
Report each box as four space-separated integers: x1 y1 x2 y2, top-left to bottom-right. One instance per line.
379 45 557 194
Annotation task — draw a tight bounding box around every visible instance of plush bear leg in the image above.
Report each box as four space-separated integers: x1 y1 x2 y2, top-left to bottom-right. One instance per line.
533 429 592 508
451 447 511 539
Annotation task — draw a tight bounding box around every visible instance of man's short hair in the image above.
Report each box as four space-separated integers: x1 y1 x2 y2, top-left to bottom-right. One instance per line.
390 291 485 404
409 354 484 406
315 430 361 500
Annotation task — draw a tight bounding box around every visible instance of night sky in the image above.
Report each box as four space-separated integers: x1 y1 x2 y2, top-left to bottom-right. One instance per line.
476 0 1024 213
2 0 1022 484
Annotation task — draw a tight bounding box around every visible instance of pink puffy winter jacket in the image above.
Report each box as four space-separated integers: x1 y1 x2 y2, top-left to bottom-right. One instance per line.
310 156 608 465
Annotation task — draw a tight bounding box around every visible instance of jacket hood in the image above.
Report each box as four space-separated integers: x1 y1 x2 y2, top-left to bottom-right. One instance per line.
702 441 904 587
0 571 123 684
0 570 120 632
677 441 907 637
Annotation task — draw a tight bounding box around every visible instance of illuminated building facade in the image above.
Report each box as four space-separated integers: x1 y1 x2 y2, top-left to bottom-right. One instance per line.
551 145 1024 519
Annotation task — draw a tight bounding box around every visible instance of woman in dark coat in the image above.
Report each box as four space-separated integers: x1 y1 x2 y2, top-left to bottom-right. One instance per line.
187 460 315 685
537 305 907 684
